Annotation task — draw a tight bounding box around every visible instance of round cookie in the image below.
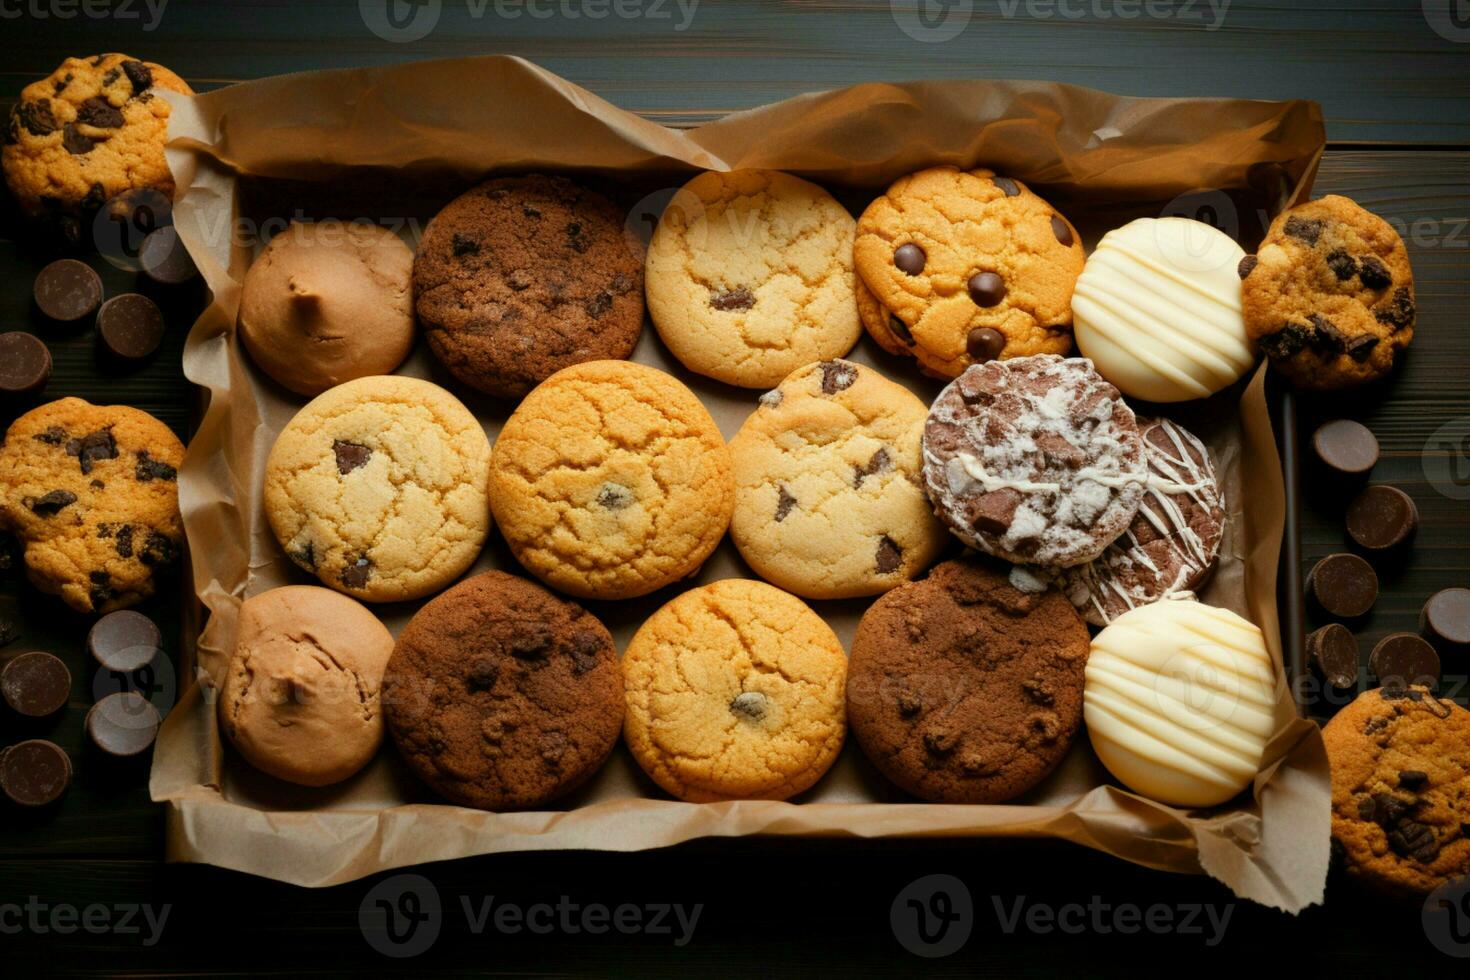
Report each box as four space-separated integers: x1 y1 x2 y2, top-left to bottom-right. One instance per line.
622 579 846 802
645 169 861 388
846 558 1090 803
488 360 733 601
0 397 183 614
921 354 1147 568
382 571 623 810
239 221 415 396
414 174 644 399
3 54 193 217
1243 196 1415 390
1057 417 1226 626
219 586 395 787
263 376 492 603
729 359 947 599
853 167 1083 379
1322 686 1470 896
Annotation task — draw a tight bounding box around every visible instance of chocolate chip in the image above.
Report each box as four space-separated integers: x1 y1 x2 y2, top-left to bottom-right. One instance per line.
1398 770 1428 790
28 490 76 516
134 451 177 482
54 73 73 94
61 124 95 155
522 205 541 219
888 314 914 345
101 67 121 86
76 96 124 129
1358 255 1392 290
1370 792 1411 826
340 557 372 589
33 425 67 445
138 531 176 567
509 626 552 660
332 440 372 475
68 430 118 475
114 524 135 559
121 60 152 93
1346 335 1379 362
710 286 755 311
290 541 316 571
1259 322 1308 360
967 271 1005 307
15 100 58 137
1308 313 1346 356
451 233 479 256
466 659 499 691
596 483 632 510
853 448 892 488
966 326 1006 362
585 291 613 318
566 222 588 253
1325 250 1357 281
971 488 1021 535
88 570 116 610
819 360 857 394
993 176 1020 197
1356 797 1376 821
1284 215 1324 245
1237 255 1258 279
565 630 604 675
775 485 797 522
1374 286 1415 331
894 243 926 275
729 691 768 721
1051 215 1074 247
875 535 903 574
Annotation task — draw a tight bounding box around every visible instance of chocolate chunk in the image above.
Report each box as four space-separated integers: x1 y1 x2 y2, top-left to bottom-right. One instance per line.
0 740 71 807
888 314 914 346
565 631 604 676
522 205 541 218
1237 255 1258 279
114 524 135 558
875 535 903 574
1346 335 1379 362
134 451 177 482
1306 623 1358 690
971 488 1021 535
1284 215 1325 245
1388 820 1438 863
1357 797 1376 821
1325 250 1357 281
68 429 118 474
97 293 166 362
775 485 796 522
88 570 116 610
894 243 926 275
53 73 74 94
76 96 124 129
1051 215 1074 247
28 490 77 516
967 271 1006 307
1420 588 1470 652
102 67 121 86
1307 313 1346 356
1398 770 1428 790
1312 419 1378 478
1 651 70 718
61 123 95 154
341 557 373 589
585 291 613 318
85 692 161 758
451 233 480 256
966 326 1006 363
88 610 163 672
709 286 756 311
332 440 372 475
1259 322 1308 360
1374 287 1415 331
138 531 177 566
33 425 67 445
729 691 768 721
853 448 892 488
15 99 59 136
1370 792 1411 826
466 659 499 691
138 227 199 285
33 259 103 324
566 222 587 253
1345 484 1417 551
819 360 857 394
1358 255 1392 290
509 626 552 660
1370 633 1440 687
1035 432 1084 468
993 176 1020 197
290 541 317 571
596 483 632 509
1308 553 1378 619
0 332 52 397
121 60 153 93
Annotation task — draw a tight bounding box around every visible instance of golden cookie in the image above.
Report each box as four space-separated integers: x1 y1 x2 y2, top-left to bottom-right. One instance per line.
622 579 847 802
854 167 1083 378
3 54 192 216
0 397 183 613
488 360 733 600
263 376 492 603
645 169 861 388
730 359 947 599
1243 196 1415 390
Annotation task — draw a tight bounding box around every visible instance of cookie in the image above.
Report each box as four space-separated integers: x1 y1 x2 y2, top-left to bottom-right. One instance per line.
921 354 1147 568
219 586 395 787
263 376 492 603
0 397 183 613
488 360 733 600
622 579 846 802
1057 418 1226 625
1322 686 1470 896
853 167 1083 379
729 359 947 599
413 174 644 399
382 571 623 810
239 221 415 397
3 54 193 217
846 558 1089 803
645 169 861 388
1243 196 1415 390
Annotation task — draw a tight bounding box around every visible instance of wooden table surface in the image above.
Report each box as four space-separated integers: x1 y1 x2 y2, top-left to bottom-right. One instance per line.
3 2 1469 975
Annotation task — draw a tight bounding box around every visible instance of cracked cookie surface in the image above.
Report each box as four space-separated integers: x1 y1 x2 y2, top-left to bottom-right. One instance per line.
1322 686 1470 896
382 571 624 810
622 579 847 802
263 375 492 603
854 167 1082 379
0 397 183 613
645 169 861 388
730 359 947 599
3 53 193 216
488 360 733 600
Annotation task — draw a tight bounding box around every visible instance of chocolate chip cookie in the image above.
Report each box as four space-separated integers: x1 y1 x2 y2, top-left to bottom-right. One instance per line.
3 54 193 217
1322 686 1470 896
414 174 644 398
382 571 623 810
846 558 1090 803
1243 196 1415 390
0 397 184 613
921 354 1147 568
854 167 1083 379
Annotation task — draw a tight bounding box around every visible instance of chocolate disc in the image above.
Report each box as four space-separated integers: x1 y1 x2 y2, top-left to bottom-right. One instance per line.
88 610 163 673
85 692 162 758
967 271 1006 307
1309 553 1378 619
33 259 103 324
0 332 52 397
1306 623 1359 690
1345 485 1417 551
1312 419 1378 478
139 226 199 285
893 243 925 275
0 651 71 718
966 326 1006 362
1421 588 1470 652
96 293 166 362
1370 632 1441 688
0 739 71 807
1051 215 1074 247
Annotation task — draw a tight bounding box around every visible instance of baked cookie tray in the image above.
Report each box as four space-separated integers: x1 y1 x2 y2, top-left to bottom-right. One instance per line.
152 55 1330 911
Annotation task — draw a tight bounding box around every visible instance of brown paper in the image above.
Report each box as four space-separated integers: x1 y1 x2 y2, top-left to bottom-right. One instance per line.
153 56 1330 911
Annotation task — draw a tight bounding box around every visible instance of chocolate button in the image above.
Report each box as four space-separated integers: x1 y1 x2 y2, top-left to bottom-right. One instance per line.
33 259 103 324
1307 623 1358 690
893 243 925 275
1312 419 1378 478
1370 632 1440 688
88 610 163 673
1309 553 1377 619
968 271 1006 307
0 332 52 397
97 293 165 362
86 691 161 758
1345 485 1417 552
1051 215 1074 247
139 226 199 285
0 739 71 807
993 176 1020 197
1 651 71 718
1421 588 1470 653
966 326 1006 362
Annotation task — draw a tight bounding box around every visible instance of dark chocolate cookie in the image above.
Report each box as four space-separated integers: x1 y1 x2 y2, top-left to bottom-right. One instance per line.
846 558 1090 803
381 571 624 810
413 174 644 398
